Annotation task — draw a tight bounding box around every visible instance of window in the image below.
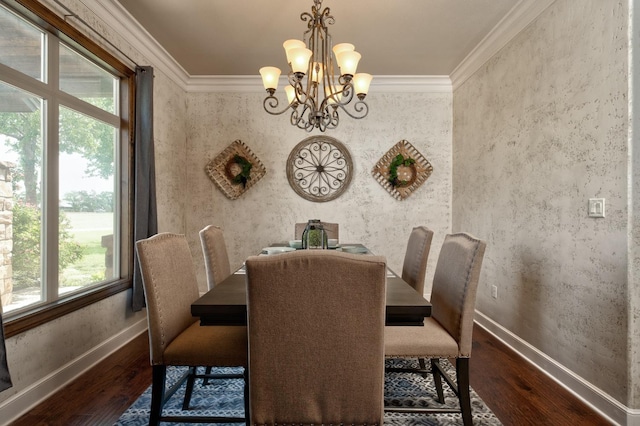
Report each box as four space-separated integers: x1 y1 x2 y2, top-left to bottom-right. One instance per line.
0 1 133 333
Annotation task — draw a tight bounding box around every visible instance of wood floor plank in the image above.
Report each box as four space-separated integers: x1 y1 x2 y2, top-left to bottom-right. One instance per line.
470 326 610 425
9 325 610 425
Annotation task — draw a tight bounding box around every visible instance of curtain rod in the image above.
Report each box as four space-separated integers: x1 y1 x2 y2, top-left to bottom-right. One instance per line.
52 0 139 68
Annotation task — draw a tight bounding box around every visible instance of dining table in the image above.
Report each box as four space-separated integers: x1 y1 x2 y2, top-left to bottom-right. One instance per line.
191 244 432 326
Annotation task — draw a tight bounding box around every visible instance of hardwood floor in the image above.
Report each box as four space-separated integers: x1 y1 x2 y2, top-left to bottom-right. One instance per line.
470 326 610 425
8 325 610 425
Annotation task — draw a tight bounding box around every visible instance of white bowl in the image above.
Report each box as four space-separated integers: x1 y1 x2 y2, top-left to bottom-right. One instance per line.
262 247 296 255
328 239 339 248
289 240 302 249
341 245 368 254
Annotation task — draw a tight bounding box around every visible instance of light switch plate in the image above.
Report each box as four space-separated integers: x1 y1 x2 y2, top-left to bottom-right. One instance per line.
588 198 605 218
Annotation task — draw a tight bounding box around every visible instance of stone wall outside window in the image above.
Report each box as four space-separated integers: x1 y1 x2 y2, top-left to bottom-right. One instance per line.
0 161 14 307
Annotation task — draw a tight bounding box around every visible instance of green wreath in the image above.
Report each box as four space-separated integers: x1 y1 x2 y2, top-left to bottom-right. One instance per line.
227 154 253 188
388 153 416 187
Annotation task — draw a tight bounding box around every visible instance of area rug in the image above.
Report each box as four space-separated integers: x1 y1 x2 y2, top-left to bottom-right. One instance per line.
115 359 501 425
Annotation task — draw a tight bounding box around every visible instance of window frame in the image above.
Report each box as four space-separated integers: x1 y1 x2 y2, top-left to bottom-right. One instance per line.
1 0 135 338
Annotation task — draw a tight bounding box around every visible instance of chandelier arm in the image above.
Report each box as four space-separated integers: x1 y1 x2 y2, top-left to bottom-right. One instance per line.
263 95 294 116
295 113 314 131
327 106 339 128
320 6 334 27
290 78 310 106
290 107 301 126
336 83 355 105
335 100 369 120
291 104 308 128
289 74 319 114
301 11 313 25
315 111 327 132
292 103 315 131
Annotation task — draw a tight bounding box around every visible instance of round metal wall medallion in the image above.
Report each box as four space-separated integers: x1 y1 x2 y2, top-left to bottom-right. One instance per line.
286 136 353 202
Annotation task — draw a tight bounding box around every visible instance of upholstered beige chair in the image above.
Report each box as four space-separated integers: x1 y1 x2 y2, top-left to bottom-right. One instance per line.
199 225 235 385
385 233 486 426
245 250 386 424
294 221 339 240
401 226 434 296
136 233 248 425
398 226 434 375
199 225 232 290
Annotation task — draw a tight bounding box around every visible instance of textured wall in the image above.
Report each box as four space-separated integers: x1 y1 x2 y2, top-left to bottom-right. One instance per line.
453 0 628 403
628 0 640 409
185 91 452 296
153 72 188 233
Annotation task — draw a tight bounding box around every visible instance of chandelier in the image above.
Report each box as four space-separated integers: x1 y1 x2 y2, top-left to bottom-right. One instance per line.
259 0 372 132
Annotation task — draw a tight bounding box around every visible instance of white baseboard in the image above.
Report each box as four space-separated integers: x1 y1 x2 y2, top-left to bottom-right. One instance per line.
0 318 148 425
475 311 632 425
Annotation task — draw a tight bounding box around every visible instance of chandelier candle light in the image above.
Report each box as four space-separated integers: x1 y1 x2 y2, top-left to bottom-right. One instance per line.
259 0 373 132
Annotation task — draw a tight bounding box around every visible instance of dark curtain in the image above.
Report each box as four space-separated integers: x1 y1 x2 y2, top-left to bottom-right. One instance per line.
0 307 11 393
132 66 158 311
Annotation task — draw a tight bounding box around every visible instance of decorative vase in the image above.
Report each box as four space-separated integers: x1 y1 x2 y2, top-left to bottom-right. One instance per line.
301 219 328 249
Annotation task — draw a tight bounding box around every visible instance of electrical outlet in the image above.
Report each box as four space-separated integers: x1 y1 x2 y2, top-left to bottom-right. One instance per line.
588 198 605 218
491 285 498 299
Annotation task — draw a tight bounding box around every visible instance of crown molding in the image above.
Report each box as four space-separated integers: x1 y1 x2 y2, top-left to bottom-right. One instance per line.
187 75 452 94
374 75 452 93
85 0 191 90
450 0 556 90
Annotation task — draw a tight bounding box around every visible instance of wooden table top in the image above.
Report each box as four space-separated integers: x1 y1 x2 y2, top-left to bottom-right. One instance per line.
192 264 431 326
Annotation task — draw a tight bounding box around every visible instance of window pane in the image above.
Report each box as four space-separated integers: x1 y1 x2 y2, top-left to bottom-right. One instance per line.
0 82 44 312
59 44 117 114
59 106 116 293
0 5 44 81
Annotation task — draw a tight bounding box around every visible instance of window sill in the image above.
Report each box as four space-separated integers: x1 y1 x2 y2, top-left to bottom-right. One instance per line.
4 279 132 338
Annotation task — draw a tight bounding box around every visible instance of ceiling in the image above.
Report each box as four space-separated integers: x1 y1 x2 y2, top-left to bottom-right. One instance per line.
114 0 520 77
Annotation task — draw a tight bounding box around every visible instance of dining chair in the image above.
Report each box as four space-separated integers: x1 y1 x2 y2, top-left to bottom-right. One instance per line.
199 224 232 290
399 226 434 376
198 225 234 385
402 226 434 296
384 232 486 426
136 233 248 425
294 221 339 240
245 250 386 424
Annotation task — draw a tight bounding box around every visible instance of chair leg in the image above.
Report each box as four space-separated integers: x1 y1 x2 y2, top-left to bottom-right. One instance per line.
431 358 445 403
182 366 197 410
244 367 250 426
150 365 167 426
456 357 473 426
203 366 213 385
418 357 429 378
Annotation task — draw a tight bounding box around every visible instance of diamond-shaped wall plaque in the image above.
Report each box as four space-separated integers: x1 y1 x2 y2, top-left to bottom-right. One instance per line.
205 140 266 200
372 140 433 201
